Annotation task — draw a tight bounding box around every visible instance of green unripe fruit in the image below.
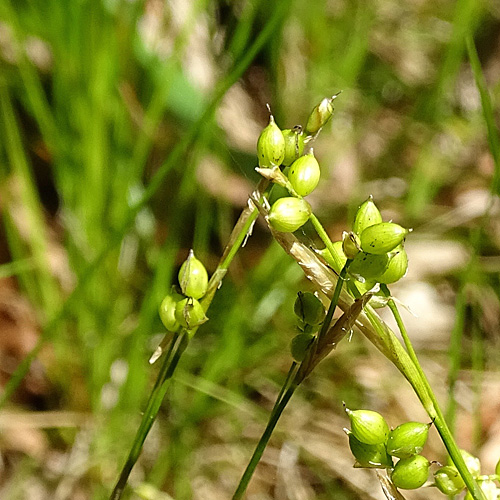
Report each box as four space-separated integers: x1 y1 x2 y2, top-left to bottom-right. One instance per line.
391 455 430 490
282 128 305 166
342 231 360 259
317 241 346 274
288 150 321 197
291 332 315 362
305 96 335 135
178 250 209 300
294 291 325 326
174 297 208 329
434 466 465 496
257 115 285 167
346 407 389 445
360 222 408 255
268 197 311 233
353 196 383 235
378 247 408 284
347 431 393 469
464 479 498 500
349 252 390 282
159 292 183 331
386 422 431 458
459 449 481 477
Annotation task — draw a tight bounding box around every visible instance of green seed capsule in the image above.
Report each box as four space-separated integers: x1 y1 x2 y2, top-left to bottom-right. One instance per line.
434 466 465 496
360 222 409 255
342 231 361 259
378 247 408 284
464 479 498 500
268 197 311 233
257 115 285 167
294 291 325 326
346 407 389 445
459 449 481 477
282 128 305 166
159 292 183 331
386 422 431 458
174 297 208 329
317 241 346 274
305 96 335 135
353 196 383 235
391 455 430 490
178 250 209 300
347 431 393 469
288 150 321 197
290 332 315 362
349 252 390 282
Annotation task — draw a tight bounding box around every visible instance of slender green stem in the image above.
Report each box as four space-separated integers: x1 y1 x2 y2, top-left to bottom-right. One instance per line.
110 331 187 500
308 214 339 272
382 285 486 500
232 385 296 500
272 362 297 411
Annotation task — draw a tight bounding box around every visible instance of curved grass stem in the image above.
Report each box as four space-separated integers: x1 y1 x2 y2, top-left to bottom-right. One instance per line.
381 284 486 500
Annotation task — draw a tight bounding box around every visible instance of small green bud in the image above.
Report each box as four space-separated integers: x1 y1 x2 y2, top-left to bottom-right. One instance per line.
349 252 390 282
353 196 383 235
178 250 209 300
257 115 285 167
268 197 311 233
305 96 336 135
346 407 389 445
347 431 393 469
290 332 315 362
294 291 325 326
282 127 305 166
378 247 409 284
317 241 346 274
433 466 465 496
287 150 321 197
342 231 361 259
360 222 409 255
386 422 431 458
496 457 500 477
459 449 481 477
159 292 183 331
174 297 208 330
464 479 498 500
391 455 430 490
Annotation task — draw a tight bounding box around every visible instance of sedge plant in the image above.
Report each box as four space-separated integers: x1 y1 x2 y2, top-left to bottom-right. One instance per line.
227 99 491 500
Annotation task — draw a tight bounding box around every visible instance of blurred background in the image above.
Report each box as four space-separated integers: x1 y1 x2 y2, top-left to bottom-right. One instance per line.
0 0 499 499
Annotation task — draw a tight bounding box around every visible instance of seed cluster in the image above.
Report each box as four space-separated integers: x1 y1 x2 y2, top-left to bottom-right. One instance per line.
159 250 209 334
255 100 335 234
344 407 500 496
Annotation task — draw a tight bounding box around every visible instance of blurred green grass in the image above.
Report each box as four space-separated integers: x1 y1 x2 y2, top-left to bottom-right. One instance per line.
0 0 499 499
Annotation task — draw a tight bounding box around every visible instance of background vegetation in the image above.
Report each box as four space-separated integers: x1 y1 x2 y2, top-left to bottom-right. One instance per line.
0 0 499 499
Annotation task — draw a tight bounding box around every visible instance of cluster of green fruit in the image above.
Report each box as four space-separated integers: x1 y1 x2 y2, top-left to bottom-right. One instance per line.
256 98 334 232
344 407 500 497
256 106 410 288
319 197 409 289
158 250 209 333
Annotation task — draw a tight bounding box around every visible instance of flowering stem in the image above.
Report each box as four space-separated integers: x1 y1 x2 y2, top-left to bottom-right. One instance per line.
111 181 270 499
110 331 187 500
381 284 486 500
231 224 352 498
